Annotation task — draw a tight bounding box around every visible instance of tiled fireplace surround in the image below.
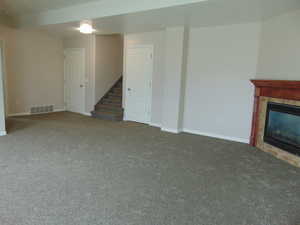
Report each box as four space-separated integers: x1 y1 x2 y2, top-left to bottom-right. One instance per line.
250 80 300 167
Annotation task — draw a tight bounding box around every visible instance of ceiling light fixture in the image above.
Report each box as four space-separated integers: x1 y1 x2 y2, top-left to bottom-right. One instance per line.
78 20 96 34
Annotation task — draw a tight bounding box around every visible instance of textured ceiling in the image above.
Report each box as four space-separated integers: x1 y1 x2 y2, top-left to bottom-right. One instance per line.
2 0 103 15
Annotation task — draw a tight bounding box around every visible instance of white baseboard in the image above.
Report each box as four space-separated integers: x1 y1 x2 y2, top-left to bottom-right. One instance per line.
183 128 249 144
7 109 66 117
81 112 91 116
0 131 7 136
7 112 30 117
149 123 161 128
161 127 182 134
54 109 66 113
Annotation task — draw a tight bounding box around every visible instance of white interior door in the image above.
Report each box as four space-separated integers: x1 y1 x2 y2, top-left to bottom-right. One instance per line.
64 48 85 114
125 45 153 124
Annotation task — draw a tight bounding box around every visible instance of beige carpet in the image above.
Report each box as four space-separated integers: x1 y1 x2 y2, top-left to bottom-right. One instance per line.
0 112 299 225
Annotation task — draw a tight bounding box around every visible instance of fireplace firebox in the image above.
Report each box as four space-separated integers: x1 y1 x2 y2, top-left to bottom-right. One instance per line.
264 102 300 156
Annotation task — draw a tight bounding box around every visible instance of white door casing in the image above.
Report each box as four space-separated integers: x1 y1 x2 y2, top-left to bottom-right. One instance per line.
125 45 153 124
0 41 6 135
0 40 7 117
64 48 86 115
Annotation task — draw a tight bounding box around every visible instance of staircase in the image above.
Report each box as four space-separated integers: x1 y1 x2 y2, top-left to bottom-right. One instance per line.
91 78 123 121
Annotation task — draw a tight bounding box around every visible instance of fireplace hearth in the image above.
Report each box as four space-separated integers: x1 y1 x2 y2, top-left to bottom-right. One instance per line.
264 102 300 156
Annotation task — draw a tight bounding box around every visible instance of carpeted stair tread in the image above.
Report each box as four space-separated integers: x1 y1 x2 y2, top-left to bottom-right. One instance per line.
91 78 124 121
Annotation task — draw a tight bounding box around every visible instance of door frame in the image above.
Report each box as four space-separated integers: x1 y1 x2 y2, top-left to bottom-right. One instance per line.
64 48 86 115
0 39 8 118
124 44 153 124
0 40 7 135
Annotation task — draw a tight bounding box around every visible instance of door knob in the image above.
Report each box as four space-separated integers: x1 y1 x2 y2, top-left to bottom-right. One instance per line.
127 88 131 91
80 84 84 88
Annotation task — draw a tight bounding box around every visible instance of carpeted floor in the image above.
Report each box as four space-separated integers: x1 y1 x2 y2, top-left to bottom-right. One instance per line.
0 112 299 225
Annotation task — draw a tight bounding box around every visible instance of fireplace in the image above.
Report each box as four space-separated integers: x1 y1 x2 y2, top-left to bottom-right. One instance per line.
264 102 300 156
250 80 300 167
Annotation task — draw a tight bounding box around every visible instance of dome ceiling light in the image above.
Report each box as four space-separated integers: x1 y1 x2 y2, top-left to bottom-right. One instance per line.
78 20 96 34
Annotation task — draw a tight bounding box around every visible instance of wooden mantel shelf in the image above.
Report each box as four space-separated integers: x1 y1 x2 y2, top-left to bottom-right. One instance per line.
250 80 300 101
251 80 300 89
250 79 300 146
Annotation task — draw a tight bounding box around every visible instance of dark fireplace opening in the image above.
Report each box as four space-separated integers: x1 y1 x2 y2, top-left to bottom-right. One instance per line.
264 102 300 156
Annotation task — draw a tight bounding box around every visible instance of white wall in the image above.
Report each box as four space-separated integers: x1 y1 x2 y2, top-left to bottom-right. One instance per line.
63 35 96 113
124 24 261 142
183 23 261 142
124 31 165 126
0 25 65 115
257 10 300 80
95 34 123 103
161 27 188 132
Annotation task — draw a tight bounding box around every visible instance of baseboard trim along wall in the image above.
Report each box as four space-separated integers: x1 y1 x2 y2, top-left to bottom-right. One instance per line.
82 112 91 116
183 129 249 144
158 125 249 144
161 127 181 134
0 131 7 136
7 109 66 117
7 112 30 117
54 109 66 113
149 123 162 128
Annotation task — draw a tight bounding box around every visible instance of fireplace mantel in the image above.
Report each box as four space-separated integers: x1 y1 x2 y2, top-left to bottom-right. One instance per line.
250 80 300 146
251 80 300 89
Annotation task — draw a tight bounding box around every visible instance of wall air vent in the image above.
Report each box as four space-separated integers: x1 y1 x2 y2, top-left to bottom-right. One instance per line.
30 105 54 114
